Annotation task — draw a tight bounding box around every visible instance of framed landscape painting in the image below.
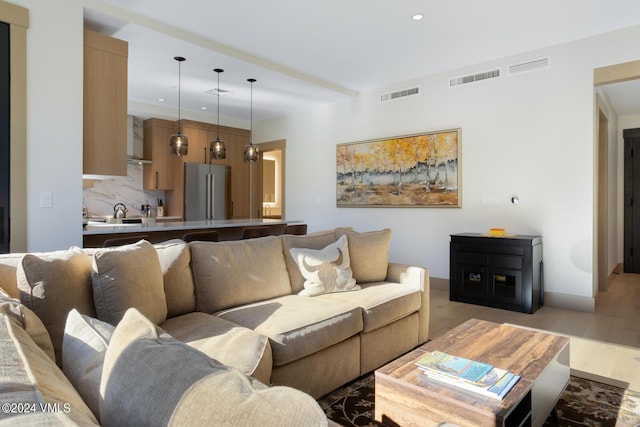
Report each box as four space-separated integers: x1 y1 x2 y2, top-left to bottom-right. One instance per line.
336 129 461 207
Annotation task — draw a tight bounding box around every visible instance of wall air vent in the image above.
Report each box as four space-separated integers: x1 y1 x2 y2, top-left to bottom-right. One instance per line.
380 86 420 102
508 57 550 75
449 68 501 87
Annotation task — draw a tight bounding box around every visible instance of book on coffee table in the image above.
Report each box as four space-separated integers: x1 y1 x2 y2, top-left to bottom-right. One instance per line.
415 351 520 400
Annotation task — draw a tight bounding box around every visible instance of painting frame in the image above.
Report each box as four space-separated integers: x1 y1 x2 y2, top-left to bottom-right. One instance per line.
336 128 462 208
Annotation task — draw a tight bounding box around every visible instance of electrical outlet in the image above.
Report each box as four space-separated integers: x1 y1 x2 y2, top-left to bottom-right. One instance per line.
40 192 53 208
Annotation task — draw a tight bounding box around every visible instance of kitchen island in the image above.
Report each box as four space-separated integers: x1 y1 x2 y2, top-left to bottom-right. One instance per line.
82 218 301 247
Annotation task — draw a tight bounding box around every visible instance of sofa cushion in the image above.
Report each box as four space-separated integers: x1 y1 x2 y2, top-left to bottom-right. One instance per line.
290 235 359 296
190 237 292 313
318 282 421 333
101 308 328 427
154 240 196 317
0 253 24 298
62 309 115 421
0 297 98 425
335 228 392 283
216 295 363 366
281 229 342 294
160 312 272 385
91 240 167 326
16 247 95 364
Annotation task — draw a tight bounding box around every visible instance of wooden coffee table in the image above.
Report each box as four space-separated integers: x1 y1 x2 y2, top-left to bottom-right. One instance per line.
375 318 570 427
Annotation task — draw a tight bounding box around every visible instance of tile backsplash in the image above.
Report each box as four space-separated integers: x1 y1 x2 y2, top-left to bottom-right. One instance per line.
84 164 165 218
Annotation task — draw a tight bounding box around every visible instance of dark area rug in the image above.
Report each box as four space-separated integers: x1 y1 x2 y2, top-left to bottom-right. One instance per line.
317 374 640 427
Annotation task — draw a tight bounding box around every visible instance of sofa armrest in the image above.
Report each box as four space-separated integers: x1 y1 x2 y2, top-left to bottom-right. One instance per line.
386 263 430 343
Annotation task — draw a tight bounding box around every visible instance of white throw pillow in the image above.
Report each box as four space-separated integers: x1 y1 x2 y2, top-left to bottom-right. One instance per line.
289 235 359 297
62 309 115 421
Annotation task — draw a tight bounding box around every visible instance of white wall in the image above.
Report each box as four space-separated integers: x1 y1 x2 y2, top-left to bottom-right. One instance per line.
12 0 640 299
256 25 640 300
11 0 85 251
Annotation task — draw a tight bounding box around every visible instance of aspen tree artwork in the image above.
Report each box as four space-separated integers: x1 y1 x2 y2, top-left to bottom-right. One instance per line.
336 129 461 207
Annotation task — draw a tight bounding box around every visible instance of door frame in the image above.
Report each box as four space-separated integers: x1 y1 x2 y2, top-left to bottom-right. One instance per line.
257 139 286 219
0 1 28 252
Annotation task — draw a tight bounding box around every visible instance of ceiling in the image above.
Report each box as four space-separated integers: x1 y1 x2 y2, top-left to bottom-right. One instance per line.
84 0 640 125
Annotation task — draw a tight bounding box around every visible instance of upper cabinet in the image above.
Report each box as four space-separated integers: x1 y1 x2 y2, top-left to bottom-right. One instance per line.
143 118 175 190
83 29 128 177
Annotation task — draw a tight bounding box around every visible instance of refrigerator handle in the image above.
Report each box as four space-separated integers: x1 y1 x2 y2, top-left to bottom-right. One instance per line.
205 173 212 220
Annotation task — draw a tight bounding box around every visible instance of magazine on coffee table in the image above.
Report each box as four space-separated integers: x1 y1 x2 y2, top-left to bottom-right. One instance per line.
415 351 520 400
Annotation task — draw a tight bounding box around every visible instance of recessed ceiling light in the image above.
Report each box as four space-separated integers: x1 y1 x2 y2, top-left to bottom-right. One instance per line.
201 106 207 110
412 14 424 21
158 98 165 102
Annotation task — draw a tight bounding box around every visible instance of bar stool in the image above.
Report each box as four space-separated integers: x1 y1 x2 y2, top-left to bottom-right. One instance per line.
241 227 270 239
284 224 307 235
182 231 219 243
102 235 149 248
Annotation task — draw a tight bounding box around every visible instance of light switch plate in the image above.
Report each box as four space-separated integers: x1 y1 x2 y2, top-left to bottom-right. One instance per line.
40 191 53 208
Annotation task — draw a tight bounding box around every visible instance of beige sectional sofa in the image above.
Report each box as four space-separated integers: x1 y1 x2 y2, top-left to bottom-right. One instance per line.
0 227 430 426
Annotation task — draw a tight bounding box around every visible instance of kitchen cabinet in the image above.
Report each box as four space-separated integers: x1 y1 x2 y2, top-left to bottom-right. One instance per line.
449 233 543 314
83 29 128 177
163 119 250 219
143 118 175 190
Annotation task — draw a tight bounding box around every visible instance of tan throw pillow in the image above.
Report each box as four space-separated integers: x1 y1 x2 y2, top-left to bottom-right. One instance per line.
17 247 95 365
62 309 115 421
154 240 196 318
0 288 56 363
336 228 392 283
92 240 167 326
290 234 359 297
101 308 327 427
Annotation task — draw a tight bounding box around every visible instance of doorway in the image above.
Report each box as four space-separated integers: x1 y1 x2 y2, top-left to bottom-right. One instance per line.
257 140 286 219
597 109 609 289
624 128 640 272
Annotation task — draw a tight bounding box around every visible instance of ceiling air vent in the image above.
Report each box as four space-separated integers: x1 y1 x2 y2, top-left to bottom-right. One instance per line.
380 86 420 102
508 57 550 75
449 69 501 87
205 88 233 96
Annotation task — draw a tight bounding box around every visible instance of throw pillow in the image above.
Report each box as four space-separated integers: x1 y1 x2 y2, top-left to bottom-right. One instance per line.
154 240 196 318
16 247 95 365
91 240 167 326
289 234 359 297
100 308 327 427
336 228 392 283
280 229 341 294
62 309 115 421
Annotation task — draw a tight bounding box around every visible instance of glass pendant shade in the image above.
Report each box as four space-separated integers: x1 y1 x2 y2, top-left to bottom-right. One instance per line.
244 78 258 162
169 133 188 156
170 56 188 156
243 143 258 161
209 68 227 160
210 138 227 159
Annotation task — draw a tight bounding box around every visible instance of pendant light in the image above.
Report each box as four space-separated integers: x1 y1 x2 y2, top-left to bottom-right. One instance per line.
209 68 227 160
244 78 259 162
169 56 188 156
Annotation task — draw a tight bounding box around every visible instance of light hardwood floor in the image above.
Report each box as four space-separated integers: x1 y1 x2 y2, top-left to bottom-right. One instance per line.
428 273 640 391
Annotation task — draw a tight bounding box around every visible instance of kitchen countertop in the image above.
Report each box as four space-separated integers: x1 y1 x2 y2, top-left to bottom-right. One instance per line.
83 218 299 235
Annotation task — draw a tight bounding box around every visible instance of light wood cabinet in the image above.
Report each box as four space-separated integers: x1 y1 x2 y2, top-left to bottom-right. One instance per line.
83 29 128 176
163 119 250 219
143 119 175 190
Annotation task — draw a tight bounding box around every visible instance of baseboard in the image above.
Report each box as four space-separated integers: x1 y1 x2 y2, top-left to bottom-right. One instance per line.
543 291 595 312
430 277 449 291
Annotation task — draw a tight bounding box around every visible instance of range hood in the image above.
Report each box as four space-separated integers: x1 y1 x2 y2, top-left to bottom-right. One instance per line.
127 115 151 165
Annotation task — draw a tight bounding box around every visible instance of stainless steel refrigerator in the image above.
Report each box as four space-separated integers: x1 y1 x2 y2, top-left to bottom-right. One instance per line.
184 163 229 221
